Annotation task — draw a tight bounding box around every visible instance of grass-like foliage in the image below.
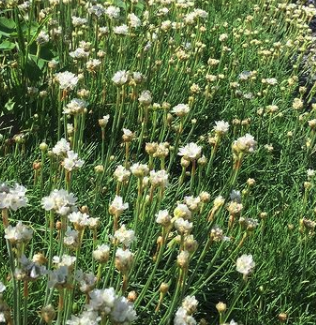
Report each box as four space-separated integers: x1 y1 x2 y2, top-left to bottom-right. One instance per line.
1 0 316 324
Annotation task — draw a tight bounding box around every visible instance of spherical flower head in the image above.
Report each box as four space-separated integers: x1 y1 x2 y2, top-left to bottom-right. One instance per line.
171 104 190 117
227 201 243 215
48 266 69 288
5 221 33 244
236 254 255 275
122 128 135 142
113 165 131 183
130 163 149 178
109 196 129 216
182 296 198 314
114 224 135 247
174 203 192 220
174 218 193 235
88 4 105 17
0 183 28 211
155 209 171 227
41 189 77 215
174 307 197 325
214 120 229 135
99 115 110 128
64 228 79 248
184 196 201 212
68 211 90 229
113 24 129 35
128 13 141 28
115 248 134 272
53 254 76 268
110 296 137 324
64 98 87 115
292 98 303 110
93 244 110 263
153 143 169 158
36 31 49 45
112 70 129 86
149 169 169 188
67 311 100 325
52 138 70 156
138 90 152 106
105 5 120 19
177 250 190 269
55 71 79 90
63 150 84 171
178 143 202 161
69 47 90 59
233 134 257 154
88 287 116 314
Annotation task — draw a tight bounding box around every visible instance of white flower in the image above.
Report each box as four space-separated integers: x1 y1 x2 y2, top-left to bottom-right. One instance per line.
178 143 202 161
110 296 137 324
99 115 110 128
109 196 129 216
41 189 77 215
114 224 135 247
128 13 141 28
52 138 70 156
122 128 135 141
63 150 84 171
36 31 49 45
265 78 277 85
171 104 190 117
0 281 6 293
64 98 87 115
174 307 196 325
115 248 134 271
55 71 79 90
156 210 171 226
112 70 129 86
214 121 229 135
233 134 257 153
88 288 116 314
138 90 152 105
307 169 315 178
5 221 33 244
19 254 46 279
64 228 79 247
113 24 129 35
52 254 76 268
194 8 208 19
184 196 201 211
182 296 198 314
213 195 225 208
149 170 169 187
88 4 105 17
236 254 255 275
68 211 90 228
86 59 101 71
0 183 28 211
75 270 97 293
114 165 131 182
130 163 149 177
72 16 88 27
67 311 100 325
132 72 144 83
69 47 89 59
174 218 193 235
48 266 69 288
174 204 192 220
93 244 110 263
106 5 120 19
